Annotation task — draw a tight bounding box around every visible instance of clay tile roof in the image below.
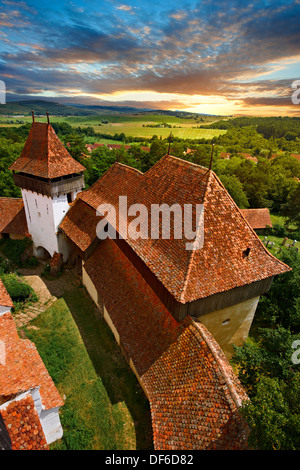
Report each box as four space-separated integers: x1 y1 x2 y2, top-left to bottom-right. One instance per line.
0 197 28 236
0 280 13 308
143 321 249 450
79 155 290 304
9 122 85 179
0 312 63 410
219 152 231 159
107 144 131 150
240 208 273 230
60 198 98 252
0 395 48 450
84 238 249 450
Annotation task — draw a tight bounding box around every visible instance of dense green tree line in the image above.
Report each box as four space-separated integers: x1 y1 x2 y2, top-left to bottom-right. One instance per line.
1 122 300 220
203 116 300 138
232 249 300 450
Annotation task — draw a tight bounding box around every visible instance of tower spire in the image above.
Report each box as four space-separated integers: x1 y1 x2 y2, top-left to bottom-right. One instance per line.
31 110 35 123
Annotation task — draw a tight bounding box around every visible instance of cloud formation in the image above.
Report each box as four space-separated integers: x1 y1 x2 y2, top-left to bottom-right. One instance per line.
0 0 299 115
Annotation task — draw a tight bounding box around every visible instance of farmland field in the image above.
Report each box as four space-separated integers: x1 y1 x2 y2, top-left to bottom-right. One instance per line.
88 121 226 139
0 114 227 140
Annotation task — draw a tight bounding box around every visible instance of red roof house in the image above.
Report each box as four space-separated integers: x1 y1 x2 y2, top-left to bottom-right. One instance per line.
0 197 28 239
0 279 64 449
240 208 273 230
60 154 290 449
0 307 64 449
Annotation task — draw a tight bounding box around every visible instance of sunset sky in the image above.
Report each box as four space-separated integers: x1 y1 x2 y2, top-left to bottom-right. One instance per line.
1 0 300 116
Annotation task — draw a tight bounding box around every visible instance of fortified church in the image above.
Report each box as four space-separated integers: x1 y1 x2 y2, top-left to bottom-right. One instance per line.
0 117 290 450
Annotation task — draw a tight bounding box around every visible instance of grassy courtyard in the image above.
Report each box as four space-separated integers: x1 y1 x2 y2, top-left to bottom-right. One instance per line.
21 286 153 450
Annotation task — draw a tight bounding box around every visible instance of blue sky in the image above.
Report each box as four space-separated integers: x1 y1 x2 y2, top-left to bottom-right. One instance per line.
1 0 300 115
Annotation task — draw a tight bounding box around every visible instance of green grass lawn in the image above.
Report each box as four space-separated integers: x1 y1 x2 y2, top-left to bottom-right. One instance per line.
22 287 153 450
258 214 299 254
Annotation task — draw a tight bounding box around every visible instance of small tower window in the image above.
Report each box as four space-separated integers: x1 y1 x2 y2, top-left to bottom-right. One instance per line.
67 192 72 204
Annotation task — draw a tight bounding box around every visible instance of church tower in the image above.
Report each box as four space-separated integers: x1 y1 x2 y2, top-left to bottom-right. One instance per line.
9 114 85 261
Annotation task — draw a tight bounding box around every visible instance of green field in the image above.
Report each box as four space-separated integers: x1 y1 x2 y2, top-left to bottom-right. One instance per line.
0 114 226 140
22 288 152 450
259 214 300 253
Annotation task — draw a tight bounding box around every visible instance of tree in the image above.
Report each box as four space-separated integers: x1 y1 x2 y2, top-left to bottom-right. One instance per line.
240 375 300 450
281 184 300 231
218 174 249 208
63 133 86 162
232 249 300 450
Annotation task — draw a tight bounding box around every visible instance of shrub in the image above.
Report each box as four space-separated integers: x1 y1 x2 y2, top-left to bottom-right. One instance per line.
1 273 38 302
270 223 290 238
0 237 32 266
27 256 38 267
0 255 13 274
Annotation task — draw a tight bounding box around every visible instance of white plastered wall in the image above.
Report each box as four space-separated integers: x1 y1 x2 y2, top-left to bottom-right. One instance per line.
21 189 70 259
196 296 260 356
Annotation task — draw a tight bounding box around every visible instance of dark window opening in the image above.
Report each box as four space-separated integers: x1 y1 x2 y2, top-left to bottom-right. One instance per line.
243 247 251 258
67 192 72 203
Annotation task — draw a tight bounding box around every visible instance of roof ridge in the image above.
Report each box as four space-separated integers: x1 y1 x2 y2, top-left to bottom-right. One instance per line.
213 172 291 272
113 161 144 174
190 320 249 409
179 169 212 303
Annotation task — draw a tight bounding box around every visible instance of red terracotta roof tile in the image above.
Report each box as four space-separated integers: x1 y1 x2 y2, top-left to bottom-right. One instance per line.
60 199 98 252
219 152 231 159
0 280 14 308
240 208 273 229
0 197 28 236
143 321 249 450
9 122 85 179
79 155 290 304
0 312 63 410
84 238 249 450
84 239 181 375
1 395 48 450
107 144 131 150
